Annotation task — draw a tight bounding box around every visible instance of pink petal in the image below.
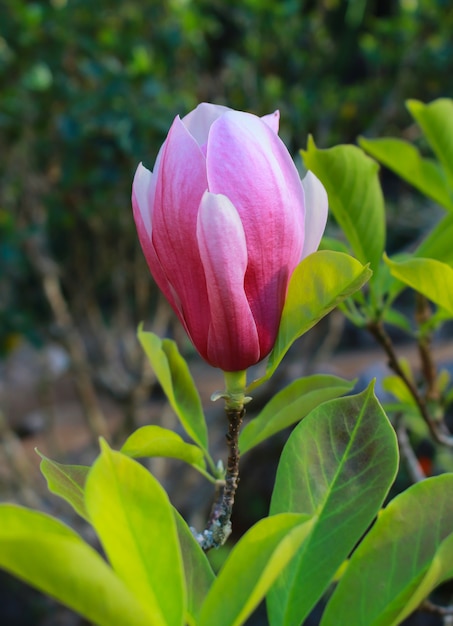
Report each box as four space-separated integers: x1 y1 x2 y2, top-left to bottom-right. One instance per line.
131 136 166 238
261 110 280 134
132 162 155 239
152 116 212 354
301 171 328 259
132 164 186 323
206 111 304 348
197 192 260 371
182 102 231 146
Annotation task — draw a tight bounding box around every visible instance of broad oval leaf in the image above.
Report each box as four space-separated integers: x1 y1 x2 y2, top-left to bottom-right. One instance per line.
198 513 315 626
0 504 154 626
121 425 205 470
385 255 453 316
321 474 453 626
239 375 355 454
407 98 453 186
415 212 453 265
302 137 386 272
267 383 399 626
253 251 371 388
359 136 453 211
138 326 209 454
85 441 186 626
38 450 90 521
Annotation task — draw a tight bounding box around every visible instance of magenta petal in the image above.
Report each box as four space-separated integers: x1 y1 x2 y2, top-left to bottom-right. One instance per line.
207 111 304 348
152 116 212 355
182 102 231 146
197 192 260 371
261 110 280 134
301 171 328 259
207 111 304 254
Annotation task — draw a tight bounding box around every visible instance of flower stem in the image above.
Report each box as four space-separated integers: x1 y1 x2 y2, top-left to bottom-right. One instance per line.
191 371 247 551
223 370 248 409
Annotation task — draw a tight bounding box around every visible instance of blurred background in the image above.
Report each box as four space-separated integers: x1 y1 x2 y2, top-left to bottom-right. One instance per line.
1 0 453 623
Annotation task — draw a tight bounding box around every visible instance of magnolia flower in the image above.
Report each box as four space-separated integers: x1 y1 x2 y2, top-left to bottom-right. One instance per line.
132 103 328 372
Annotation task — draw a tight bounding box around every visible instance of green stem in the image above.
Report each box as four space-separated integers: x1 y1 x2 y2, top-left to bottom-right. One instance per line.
203 450 219 477
194 464 220 485
223 370 248 409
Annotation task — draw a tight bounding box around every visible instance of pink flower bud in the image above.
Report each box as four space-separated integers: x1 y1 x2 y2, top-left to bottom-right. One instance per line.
132 103 327 372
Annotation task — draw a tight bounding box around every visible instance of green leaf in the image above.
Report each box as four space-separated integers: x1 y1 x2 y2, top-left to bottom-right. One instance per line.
302 137 386 271
138 326 209 454
385 255 453 316
358 136 453 211
321 474 453 626
85 441 186 626
382 308 412 334
198 513 315 626
382 374 417 407
252 251 371 388
173 510 215 624
0 504 154 626
368 258 404 305
407 98 453 186
415 212 453 265
318 236 351 255
239 375 355 454
267 383 399 626
121 425 206 470
37 451 90 521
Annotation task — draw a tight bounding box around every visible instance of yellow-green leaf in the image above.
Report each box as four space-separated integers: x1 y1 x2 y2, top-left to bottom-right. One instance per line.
0 505 154 626
85 442 186 626
385 255 453 316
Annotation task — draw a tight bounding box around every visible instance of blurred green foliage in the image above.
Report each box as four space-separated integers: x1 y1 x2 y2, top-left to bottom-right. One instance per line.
1 0 452 352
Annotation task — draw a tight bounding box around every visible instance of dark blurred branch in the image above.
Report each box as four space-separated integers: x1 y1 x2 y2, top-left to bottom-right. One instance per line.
420 599 453 617
396 421 426 483
415 294 440 402
24 236 109 440
0 411 43 508
367 320 453 446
